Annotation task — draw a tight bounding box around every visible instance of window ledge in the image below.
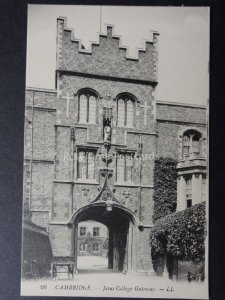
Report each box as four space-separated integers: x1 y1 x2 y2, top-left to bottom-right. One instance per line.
179 156 206 162
75 179 99 185
188 157 207 161
116 125 134 129
115 181 136 187
76 122 97 126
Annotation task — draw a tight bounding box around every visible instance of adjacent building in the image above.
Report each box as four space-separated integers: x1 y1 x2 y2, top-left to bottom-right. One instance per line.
77 221 108 256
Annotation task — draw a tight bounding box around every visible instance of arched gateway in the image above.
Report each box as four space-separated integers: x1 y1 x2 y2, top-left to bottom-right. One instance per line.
69 170 138 274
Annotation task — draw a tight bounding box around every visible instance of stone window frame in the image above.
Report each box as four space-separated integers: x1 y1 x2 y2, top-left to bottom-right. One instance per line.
116 93 137 128
115 150 136 183
79 226 86 236
77 88 99 124
93 227 100 237
76 146 98 180
182 129 202 159
92 243 100 252
178 128 206 160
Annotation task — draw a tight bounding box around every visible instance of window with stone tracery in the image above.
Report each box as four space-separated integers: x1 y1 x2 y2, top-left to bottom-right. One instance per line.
117 95 134 127
77 149 96 180
182 130 202 158
78 91 97 123
116 152 134 182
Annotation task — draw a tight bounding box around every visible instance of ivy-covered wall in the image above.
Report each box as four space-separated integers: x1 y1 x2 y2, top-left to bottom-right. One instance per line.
153 157 177 223
150 202 206 262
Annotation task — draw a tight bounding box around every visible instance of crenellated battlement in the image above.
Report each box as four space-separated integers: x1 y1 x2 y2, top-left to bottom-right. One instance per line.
56 17 159 82
57 17 159 60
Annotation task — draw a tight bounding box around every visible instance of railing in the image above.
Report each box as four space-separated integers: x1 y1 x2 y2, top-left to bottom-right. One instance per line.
51 262 75 279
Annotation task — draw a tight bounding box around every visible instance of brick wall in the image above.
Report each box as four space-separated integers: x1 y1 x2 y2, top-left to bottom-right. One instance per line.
56 75 155 131
32 110 56 160
52 183 71 222
156 102 206 125
31 162 54 210
49 225 71 257
156 122 206 159
25 89 56 109
55 126 72 180
24 89 57 230
57 18 158 82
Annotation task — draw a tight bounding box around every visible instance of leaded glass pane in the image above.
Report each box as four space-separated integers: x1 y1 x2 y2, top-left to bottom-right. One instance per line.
192 139 200 157
125 153 134 181
126 99 134 127
87 152 95 179
79 94 87 123
117 99 125 126
78 151 86 179
183 135 190 157
89 95 96 123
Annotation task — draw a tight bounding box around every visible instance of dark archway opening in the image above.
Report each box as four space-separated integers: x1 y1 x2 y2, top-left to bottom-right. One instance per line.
73 204 135 274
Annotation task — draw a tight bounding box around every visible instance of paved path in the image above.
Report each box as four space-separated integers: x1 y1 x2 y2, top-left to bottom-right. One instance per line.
77 256 115 274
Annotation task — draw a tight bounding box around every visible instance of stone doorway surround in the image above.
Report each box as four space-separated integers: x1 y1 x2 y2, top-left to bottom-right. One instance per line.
69 170 138 274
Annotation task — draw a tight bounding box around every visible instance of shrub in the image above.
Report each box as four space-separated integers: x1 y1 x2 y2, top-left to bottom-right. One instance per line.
150 202 206 262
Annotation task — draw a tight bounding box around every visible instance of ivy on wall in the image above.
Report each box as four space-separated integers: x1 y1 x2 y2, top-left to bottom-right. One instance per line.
150 202 206 262
153 157 177 222
83 232 102 252
103 238 109 250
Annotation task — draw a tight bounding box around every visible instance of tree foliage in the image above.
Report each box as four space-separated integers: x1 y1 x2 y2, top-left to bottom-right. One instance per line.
150 202 206 262
153 157 177 222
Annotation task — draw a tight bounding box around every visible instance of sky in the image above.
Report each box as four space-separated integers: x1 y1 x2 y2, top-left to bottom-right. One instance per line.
26 5 209 105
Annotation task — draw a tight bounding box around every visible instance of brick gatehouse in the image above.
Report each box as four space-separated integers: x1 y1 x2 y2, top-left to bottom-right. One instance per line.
23 17 207 277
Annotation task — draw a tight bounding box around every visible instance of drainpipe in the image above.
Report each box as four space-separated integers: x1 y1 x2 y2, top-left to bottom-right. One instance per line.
71 127 75 214
138 134 143 221
70 127 75 270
